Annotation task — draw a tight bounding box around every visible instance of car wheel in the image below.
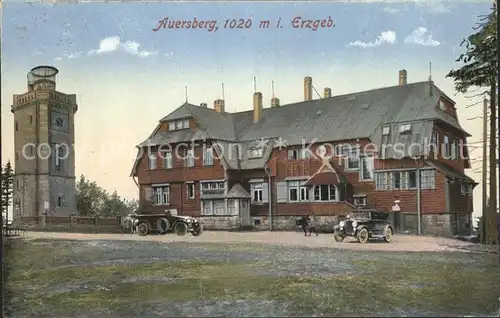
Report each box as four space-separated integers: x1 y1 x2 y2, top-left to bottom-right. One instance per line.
357 228 369 244
174 222 188 236
384 227 393 243
137 222 149 237
192 223 203 236
157 218 170 234
333 232 344 242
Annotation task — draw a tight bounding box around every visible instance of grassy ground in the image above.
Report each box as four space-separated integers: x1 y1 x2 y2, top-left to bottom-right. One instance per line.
5 238 500 317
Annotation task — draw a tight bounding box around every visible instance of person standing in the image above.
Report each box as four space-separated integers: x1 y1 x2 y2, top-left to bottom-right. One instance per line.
307 215 319 236
299 215 308 236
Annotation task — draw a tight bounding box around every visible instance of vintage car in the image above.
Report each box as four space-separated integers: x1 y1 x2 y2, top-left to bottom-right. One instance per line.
333 210 394 244
132 213 203 237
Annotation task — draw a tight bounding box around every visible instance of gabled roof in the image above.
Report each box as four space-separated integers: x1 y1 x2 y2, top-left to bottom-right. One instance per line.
131 81 471 176
226 184 251 199
425 160 476 184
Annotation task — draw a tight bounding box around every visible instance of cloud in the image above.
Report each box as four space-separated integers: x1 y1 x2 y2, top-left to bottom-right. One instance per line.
88 36 121 55
348 30 397 48
404 27 440 47
87 36 157 57
54 57 62 61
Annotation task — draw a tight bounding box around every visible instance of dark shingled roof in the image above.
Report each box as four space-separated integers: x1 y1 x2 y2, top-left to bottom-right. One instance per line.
131 81 470 176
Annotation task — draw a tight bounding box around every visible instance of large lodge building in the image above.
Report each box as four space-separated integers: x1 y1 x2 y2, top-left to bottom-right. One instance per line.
130 70 476 236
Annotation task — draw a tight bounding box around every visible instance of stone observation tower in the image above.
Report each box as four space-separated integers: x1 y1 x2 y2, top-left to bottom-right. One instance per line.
11 66 78 220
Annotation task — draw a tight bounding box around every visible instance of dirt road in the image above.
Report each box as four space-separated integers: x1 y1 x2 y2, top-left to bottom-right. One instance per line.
22 230 490 253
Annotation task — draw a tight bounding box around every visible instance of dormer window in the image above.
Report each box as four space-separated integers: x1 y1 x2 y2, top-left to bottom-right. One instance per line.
169 119 190 131
249 147 263 159
439 100 446 111
382 126 391 135
399 124 412 134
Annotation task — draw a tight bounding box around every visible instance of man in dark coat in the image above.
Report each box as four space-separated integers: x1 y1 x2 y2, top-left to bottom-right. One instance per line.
299 215 309 236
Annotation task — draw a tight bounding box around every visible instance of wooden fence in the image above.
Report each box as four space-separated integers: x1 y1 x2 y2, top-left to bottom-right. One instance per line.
18 215 123 233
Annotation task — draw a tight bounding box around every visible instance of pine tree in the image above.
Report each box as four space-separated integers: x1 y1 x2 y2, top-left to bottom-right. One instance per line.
446 8 498 245
1 161 14 221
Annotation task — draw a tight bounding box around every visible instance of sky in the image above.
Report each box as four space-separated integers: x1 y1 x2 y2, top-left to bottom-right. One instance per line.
1 0 493 220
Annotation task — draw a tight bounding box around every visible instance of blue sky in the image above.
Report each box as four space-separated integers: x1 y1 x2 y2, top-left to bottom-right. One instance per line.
1 1 493 218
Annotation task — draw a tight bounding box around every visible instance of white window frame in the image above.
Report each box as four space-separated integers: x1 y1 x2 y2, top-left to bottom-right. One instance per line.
162 151 172 169
452 139 459 160
382 126 390 135
439 100 446 111
399 124 412 133
213 200 226 215
360 156 374 181
182 120 189 129
288 181 300 202
313 184 338 202
148 153 156 169
187 183 195 199
176 121 183 129
204 147 213 166
443 135 451 157
185 149 194 167
420 170 435 189
353 197 366 207
461 183 473 196
251 183 263 203
249 147 263 159
202 201 213 215
153 186 170 205
288 149 299 160
300 186 310 201
341 145 359 170
168 122 175 130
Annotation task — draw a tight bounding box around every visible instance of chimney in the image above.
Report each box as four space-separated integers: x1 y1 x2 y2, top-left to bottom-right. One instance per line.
271 97 280 107
324 87 332 99
399 69 407 85
304 76 312 101
200 102 207 108
253 92 263 123
214 99 225 113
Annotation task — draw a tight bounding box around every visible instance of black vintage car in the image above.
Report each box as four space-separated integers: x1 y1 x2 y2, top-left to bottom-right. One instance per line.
132 213 203 237
333 210 394 244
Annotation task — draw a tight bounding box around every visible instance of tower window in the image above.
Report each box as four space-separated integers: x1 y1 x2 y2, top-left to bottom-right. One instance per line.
29 115 33 124
57 196 64 207
55 118 63 128
15 121 18 131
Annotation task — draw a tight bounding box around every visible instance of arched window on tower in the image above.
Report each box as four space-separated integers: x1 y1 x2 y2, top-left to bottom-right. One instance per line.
55 117 63 128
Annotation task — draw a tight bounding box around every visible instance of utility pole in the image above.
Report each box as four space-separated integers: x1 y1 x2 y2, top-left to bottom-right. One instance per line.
482 98 488 244
487 82 498 245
